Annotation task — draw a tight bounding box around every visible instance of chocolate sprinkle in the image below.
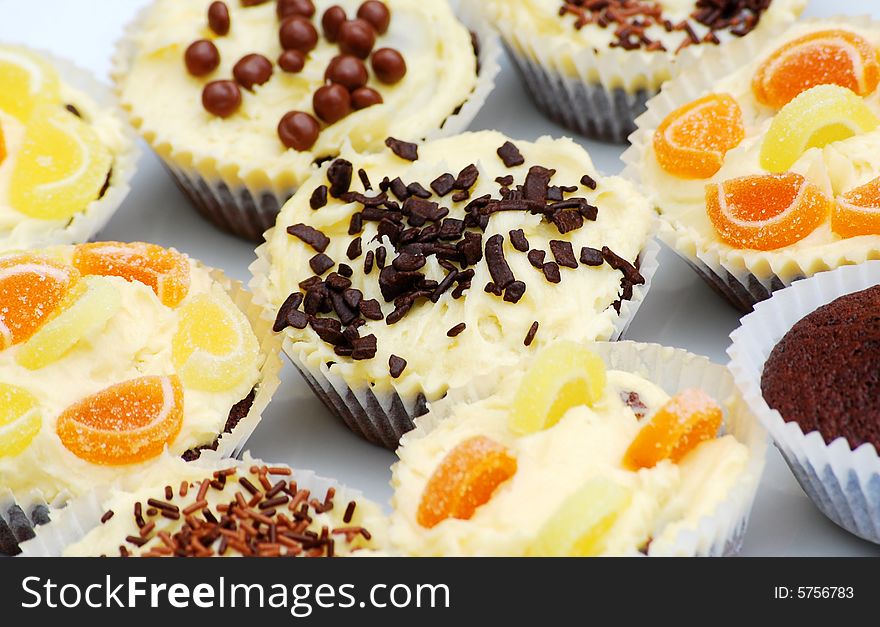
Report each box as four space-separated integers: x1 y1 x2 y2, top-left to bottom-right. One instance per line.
358 168 372 191
497 141 525 168
485 234 515 290
288 224 330 253
447 322 466 337
327 159 353 197
543 262 561 284
580 174 597 190
601 247 645 285
509 229 529 252
347 238 363 260
385 137 418 161
527 249 546 269
310 185 328 210
524 321 539 347
274 292 304 332
389 355 407 378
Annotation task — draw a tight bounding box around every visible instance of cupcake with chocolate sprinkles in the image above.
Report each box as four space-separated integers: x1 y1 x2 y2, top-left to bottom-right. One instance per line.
390 341 766 556
479 0 804 142
112 0 499 240
252 130 658 449
18 455 386 557
0 243 281 556
0 45 137 251
729 261 880 545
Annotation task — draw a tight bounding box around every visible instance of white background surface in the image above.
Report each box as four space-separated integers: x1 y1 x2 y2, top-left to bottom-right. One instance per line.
3 0 878 556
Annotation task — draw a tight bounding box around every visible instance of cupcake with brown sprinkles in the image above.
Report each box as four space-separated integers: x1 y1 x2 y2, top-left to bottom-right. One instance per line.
113 0 498 240
252 130 657 448
17 456 386 557
479 0 804 142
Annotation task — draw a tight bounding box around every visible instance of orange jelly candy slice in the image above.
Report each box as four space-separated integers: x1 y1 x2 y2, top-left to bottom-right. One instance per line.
624 389 723 470
753 29 880 109
653 94 745 179
0 255 79 350
73 242 191 307
417 436 517 529
834 176 880 238
706 172 830 251
56 375 184 466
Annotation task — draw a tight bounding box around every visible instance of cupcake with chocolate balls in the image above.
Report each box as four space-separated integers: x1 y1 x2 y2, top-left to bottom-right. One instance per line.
113 0 498 240
479 0 804 142
251 130 658 448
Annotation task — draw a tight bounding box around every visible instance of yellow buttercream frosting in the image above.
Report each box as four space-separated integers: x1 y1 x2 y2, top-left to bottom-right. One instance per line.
0 246 261 502
116 0 479 191
637 19 880 283
259 130 653 403
390 367 749 556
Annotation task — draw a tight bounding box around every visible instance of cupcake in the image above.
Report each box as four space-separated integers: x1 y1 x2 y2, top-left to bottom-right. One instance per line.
251 130 659 449
390 341 766 556
0 242 281 555
113 0 498 241
625 18 880 312
18 455 385 557
480 0 804 143
0 45 137 251
729 261 880 544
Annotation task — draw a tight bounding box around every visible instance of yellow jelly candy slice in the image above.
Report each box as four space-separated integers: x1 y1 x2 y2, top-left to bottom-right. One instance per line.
0 383 41 457
0 121 5 165
760 85 880 173
510 341 607 435
0 47 61 120
528 478 633 557
172 293 260 392
16 276 121 370
10 105 112 221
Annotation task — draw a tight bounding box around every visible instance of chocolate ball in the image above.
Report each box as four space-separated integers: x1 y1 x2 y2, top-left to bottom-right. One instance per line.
202 80 241 117
278 49 306 73
357 1 390 35
233 53 273 90
277 0 315 19
338 19 375 59
278 111 320 150
371 47 406 84
321 5 347 42
325 55 368 91
313 83 351 124
351 86 383 109
280 15 318 52
185 40 221 77
207 1 230 36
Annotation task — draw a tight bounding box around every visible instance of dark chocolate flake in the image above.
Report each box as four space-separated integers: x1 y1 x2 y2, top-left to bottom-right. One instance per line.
580 174 597 190
406 182 432 199
349 212 363 235
602 247 645 285
338 263 353 278
385 137 418 161
389 355 407 378
524 321 539 346
509 229 529 252
431 173 456 196
497 141 525 167
287 224 330 253
351 335 378 360
309 253 335 275
550 240 578 269
347 238 363 260
447 323 466 337
524 165 555 201
359 298 384 320
503 280 526 304
485 234 515 290
273 292 304 332
327 159 353 197
580 246 604 266
454 164 479 190
527 249 546 269
542 262 561 284
309 185 328 210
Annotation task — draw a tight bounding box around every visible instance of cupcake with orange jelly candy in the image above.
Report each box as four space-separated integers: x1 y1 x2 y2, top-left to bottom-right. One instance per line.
390 341 766 556
624 18 880 311
0 46 137 252
0 243 281 555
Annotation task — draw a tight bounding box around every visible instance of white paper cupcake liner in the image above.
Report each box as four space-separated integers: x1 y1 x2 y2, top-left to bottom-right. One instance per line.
622 16 880 312
16 454 382 557
250 231 660 450
728 261 880 544
111 1 500 242
490 3 802 144
0 263 282 556
1 48 139 252
392 340 767 557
